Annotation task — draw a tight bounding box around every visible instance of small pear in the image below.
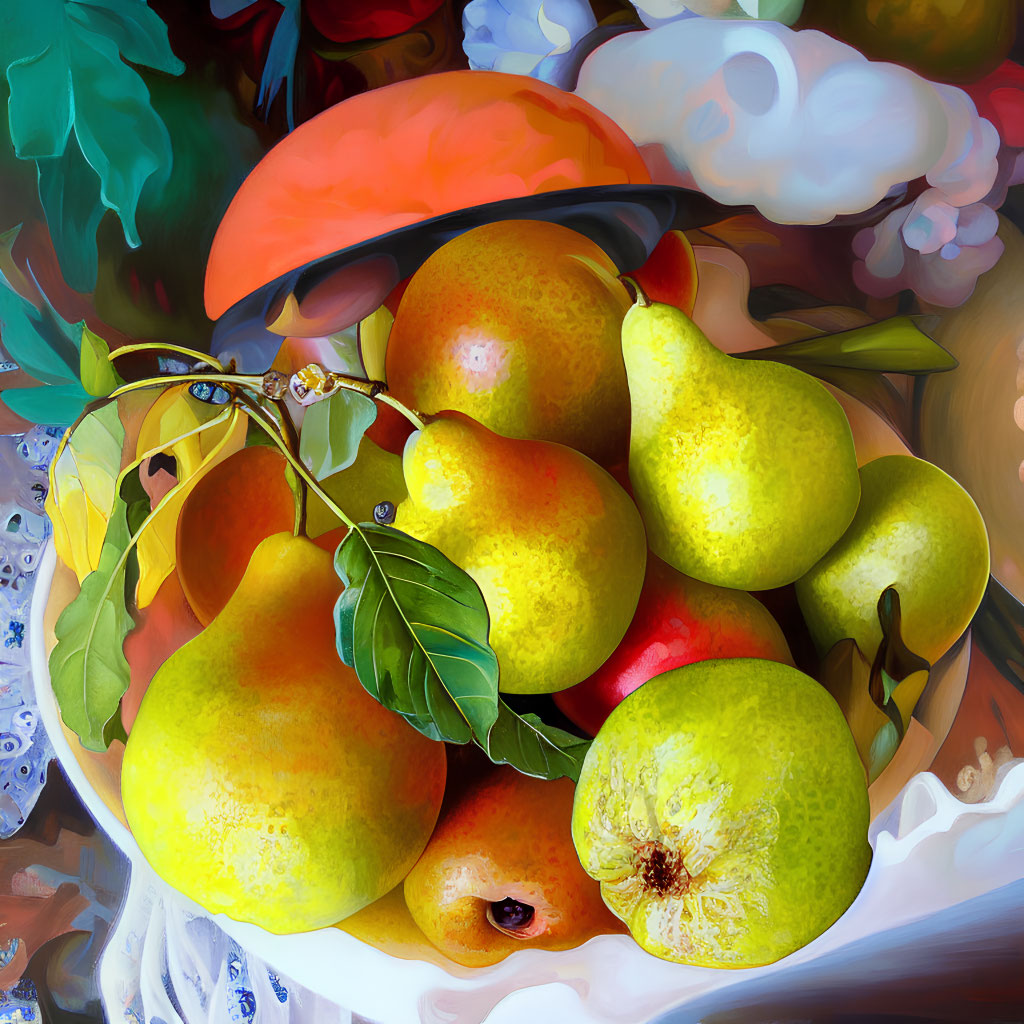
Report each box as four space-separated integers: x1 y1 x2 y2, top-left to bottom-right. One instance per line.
394 412 647 694
623 299 861 590
121 533 447 933
795 454 990 666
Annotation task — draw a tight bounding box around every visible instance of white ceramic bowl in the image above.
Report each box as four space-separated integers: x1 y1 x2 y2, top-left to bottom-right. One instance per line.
30 541 1024 1024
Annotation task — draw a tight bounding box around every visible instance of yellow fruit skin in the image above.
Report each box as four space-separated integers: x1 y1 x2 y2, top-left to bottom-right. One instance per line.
394 413 647 694
121 533 446 934
795 455 991 666
385 219 633 466
572 659 871 968
304 435 407 538
624 302 861 590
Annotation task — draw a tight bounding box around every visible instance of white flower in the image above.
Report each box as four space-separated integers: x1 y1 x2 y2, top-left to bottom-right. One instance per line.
463 0 598 86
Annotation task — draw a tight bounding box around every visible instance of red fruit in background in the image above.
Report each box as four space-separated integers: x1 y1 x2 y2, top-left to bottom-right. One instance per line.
305 0 445 43
629 229 699 315
554 555 794 737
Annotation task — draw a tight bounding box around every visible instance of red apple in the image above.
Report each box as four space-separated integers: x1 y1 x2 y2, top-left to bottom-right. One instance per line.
554 555 794 736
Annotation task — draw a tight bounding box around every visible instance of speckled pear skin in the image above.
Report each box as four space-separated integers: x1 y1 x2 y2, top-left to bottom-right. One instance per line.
394 412 647 694
795 455 990 666
571 659 872 968
121 533 447 934
623 301 861 590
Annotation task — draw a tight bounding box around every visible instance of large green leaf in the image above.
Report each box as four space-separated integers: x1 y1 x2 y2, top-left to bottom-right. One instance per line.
300 390 378 480
48 408 134 751
2 0 184 288
334 524 500 745
485 704 591 782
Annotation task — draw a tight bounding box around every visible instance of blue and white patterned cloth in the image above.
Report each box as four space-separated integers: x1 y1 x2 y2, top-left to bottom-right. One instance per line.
0 426 60 839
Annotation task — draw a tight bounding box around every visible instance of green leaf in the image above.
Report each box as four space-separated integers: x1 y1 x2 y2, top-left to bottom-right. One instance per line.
3 0 184 287
79 324 123 396
734 0 804 23
484 704 591 782
820 587 933 783
121 464 150 601
334 523 500 746
300 390 378 480
867 719 901 782
0 271 82 385
2 382 90 426
736 317 957 374
48 409 135 751
6 42 73 159
36 136 108 293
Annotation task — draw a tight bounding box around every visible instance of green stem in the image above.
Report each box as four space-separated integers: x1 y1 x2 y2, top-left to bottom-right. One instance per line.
108 342 225 372
304 375 426 432
235 401 357 533
375 390 426 432
234 390 307 537
109 372 266 401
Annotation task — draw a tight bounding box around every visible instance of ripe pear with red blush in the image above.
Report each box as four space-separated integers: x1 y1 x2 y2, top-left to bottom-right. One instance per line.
555 555 793 737
403 765 624 967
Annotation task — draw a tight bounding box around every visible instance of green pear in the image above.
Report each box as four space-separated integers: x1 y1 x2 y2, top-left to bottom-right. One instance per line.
623 299 861 590
393 411 647 694
795 454 990 666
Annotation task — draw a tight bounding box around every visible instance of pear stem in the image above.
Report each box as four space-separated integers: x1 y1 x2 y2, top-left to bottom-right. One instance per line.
108 343 226 372
234 390 307 537
235 401 358 534
619 276 651 308
320 375 426 432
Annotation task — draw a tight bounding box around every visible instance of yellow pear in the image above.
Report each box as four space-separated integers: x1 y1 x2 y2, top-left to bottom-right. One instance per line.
304 434 408 538
795 455 990 665
121 532 447 933
393 412 647 694
623 299 861 590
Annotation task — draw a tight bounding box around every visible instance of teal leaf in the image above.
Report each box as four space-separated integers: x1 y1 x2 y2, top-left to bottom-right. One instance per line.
0 272 82 384
6 44 73 159
484 704 592 782
66 0 186 73
48 406 133 751
36 134 108 292
68 26 171 248
3 0 184 286
334 524 500 746
300 390 378 480
3 382 90 426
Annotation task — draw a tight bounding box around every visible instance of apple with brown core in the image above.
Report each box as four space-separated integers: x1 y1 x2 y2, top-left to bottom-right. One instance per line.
555 554 794 736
